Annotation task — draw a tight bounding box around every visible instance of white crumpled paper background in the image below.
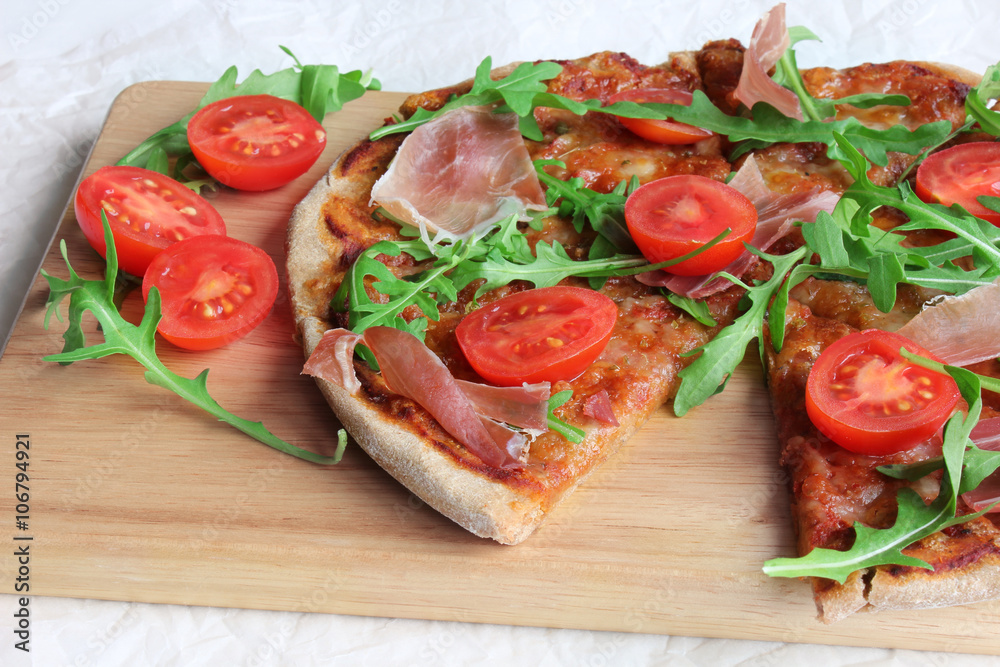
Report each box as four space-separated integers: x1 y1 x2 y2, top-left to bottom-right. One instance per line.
3 0 1000 664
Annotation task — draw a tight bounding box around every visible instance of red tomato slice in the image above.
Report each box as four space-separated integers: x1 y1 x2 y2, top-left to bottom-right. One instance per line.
187 94 327 191
805 329 960 456
624 174 757 276
142 235 278 351
74 166 227 277
607 88 714 144
456 286 617 386
915 141 1000 225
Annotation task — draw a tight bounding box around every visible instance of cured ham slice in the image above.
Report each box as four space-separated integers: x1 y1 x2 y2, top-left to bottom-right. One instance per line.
958 418 1000 512
303 326 553 468
637 157 838 297
370 105 547 243
302 328 363 395
733 3 804 120
897 279 1000 367
583 390 619 426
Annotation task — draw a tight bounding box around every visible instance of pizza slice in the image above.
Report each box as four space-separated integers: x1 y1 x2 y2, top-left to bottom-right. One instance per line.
702 19 1000 622
286 50 760 544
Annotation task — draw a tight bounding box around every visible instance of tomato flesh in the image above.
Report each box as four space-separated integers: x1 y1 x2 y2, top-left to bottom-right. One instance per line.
915 141 1000 225
607 88 713 144
188 94 327 191
74 166 227 277
805 329 960 456
142 235 278 350
456 286 618 386
624 174 758 276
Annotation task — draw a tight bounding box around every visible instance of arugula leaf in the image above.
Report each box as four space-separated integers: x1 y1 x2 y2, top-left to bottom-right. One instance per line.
966 61 1000 136
773 26 910 123
369 58 579 141
763 367 986 583
41 214 342 465
665 293 717 327
788 135 1000 314
673 246 809 416
534 159 638 255
117 47 381 178
547 390 585 443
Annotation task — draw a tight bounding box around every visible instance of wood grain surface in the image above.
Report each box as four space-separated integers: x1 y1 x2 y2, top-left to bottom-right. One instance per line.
1 82 998 654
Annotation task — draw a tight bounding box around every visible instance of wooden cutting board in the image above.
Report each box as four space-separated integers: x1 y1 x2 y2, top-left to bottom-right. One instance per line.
2 81 999 655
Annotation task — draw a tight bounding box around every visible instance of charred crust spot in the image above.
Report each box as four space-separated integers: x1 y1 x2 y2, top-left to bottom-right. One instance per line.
336 134 406 178
695 38 746 116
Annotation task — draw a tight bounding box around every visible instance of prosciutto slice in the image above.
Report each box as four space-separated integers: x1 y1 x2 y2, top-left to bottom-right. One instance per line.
303 326 553 469
733 3 804 120
637 157 838 298
370 105 547 244
896 279 1000 367
957 418 1000 512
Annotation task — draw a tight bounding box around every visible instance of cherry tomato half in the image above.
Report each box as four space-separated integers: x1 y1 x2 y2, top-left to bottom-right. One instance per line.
805 329 960 456
915 141 1000 226
188 94 327 191
142 235 278 351
74 166 227 277
607 88 714 144
456 286 618 386
624 174 757 276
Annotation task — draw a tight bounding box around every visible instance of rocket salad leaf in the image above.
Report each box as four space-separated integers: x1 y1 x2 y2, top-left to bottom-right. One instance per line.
41 214 343 466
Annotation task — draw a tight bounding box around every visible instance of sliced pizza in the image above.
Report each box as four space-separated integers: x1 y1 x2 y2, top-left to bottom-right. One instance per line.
286 1 1000 627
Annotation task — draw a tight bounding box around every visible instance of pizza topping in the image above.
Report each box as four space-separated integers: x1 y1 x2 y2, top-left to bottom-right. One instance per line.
805 329 960 456
456 286 618 386
960 418 1000 512
896 279 1000 367
914 141 1000 226
304 326 557 468
455 380 550 433
370 105 547 243
582 390 619 426
302 328 366 395
638 157 837 297
624 175 758 276
606 88 713 145
733 3 803 120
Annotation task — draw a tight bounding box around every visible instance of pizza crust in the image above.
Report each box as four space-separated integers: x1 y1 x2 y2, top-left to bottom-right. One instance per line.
286 131 657 544
288 148 543 544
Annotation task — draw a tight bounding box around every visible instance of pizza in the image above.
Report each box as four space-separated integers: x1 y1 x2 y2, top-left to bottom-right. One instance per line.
286 3 1000 622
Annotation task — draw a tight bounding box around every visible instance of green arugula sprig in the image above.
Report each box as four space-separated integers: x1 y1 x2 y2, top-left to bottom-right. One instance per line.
368 51 946 168
764 133 1000 329
966 62 1000 136
41 214 343 466
672 246 809 416
333 212 731 340
369 57 586 141
773 27 912 123
533 159 639 258
762 366 990 583
118 47 380 179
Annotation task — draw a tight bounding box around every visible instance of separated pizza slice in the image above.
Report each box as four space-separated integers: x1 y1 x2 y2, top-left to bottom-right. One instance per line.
286 50 759 544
